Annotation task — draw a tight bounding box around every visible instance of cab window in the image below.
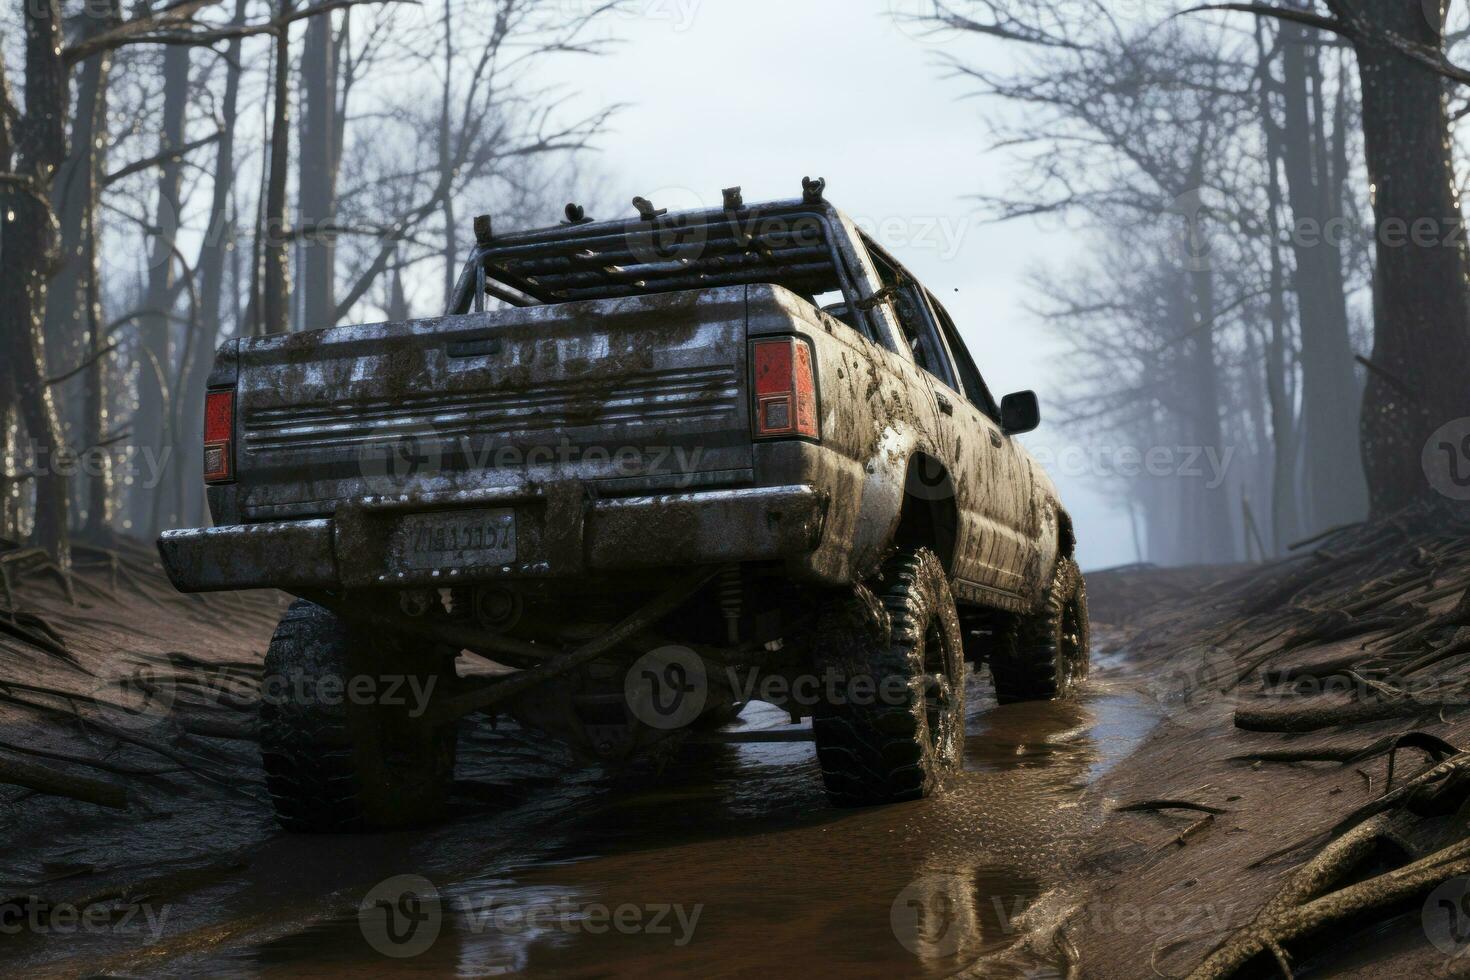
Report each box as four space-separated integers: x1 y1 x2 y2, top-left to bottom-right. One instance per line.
923 290 1001 420
863 238 958 389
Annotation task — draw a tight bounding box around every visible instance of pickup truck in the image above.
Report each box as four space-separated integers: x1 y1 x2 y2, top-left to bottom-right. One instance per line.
159 181 1089 832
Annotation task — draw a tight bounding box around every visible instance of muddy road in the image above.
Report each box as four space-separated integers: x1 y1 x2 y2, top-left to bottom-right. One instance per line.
186 658 1154 979
0 543 1162 979
15 515 1470 978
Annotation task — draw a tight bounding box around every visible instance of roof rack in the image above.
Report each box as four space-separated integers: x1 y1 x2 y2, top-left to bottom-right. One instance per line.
447 194 851 313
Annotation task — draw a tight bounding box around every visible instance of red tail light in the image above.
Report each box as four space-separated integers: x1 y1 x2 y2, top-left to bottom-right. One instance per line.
752 337 819 440
203 390 234 483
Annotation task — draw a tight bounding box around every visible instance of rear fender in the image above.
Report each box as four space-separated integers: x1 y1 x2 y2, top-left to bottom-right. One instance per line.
748 286 939 584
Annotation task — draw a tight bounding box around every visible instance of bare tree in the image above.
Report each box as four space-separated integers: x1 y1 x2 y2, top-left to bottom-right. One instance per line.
261 0 295 336
1271 14 1365 528
1197 0 1470 515
298 8 339 330
0 0 399 558
2 1 76 564
926 3 1257 560
329 0 625 324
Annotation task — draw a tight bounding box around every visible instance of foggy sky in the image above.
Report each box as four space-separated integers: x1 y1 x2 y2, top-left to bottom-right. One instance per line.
538 0 1131 569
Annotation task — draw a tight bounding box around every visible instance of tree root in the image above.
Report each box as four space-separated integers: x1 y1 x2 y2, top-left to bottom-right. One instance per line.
0 737 180 778
0 612 76 664
1263 652 1385 686
0 750 128 809
1393 627 1470 677
0 687 249 796
1224 730 1451 766
1160 814 1215 851
0 547 77 605
1233 697 1428 733
173 711 256 742
1117 800 1230 816
1188 811 1470 979
1277 613 1403 652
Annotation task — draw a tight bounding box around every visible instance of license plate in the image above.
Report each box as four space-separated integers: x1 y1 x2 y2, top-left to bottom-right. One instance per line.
392 509 516 570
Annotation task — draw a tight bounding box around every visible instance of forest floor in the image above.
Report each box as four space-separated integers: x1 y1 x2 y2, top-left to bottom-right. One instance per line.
2 510 1470 977
1038 504 1470 979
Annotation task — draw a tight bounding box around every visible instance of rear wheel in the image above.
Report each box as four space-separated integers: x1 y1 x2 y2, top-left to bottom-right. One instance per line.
813 548 966 807
989 558 1089 704
259 599 457 832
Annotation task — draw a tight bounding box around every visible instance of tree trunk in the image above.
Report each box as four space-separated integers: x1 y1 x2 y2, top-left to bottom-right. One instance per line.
1278 21 1367 530
133 44 190 539
262 0 295 336
299 11 338 330
1255 24 1301 552
0 1 71 564
61 6 120 539
1187 263 1237 562
387 260 410 321
439 0 457 307
178 0 247 529
1340 0 1470 513
0 373 16 542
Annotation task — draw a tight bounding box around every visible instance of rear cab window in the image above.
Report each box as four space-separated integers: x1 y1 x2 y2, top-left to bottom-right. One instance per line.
922 289 1002 422
860 234 961 390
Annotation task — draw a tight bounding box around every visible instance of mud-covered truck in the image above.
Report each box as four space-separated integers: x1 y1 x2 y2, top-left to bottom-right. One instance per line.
159 180 1089 832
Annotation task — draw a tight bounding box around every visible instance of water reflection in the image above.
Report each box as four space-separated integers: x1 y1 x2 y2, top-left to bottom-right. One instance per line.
54 651 1159 979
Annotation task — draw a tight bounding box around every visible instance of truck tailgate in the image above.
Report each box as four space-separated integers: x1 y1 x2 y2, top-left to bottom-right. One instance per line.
229 286 752 521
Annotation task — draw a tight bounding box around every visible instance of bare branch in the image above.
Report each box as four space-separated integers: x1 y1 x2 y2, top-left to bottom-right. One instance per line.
104 132 221 186
64 0 417 66
1179 4 1351 40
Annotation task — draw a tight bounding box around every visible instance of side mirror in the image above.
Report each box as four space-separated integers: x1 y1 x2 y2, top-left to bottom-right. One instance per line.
1000 391 1040 436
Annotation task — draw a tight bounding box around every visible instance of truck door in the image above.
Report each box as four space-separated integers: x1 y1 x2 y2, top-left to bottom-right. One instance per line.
920 289 1038 596
862 240 1030 599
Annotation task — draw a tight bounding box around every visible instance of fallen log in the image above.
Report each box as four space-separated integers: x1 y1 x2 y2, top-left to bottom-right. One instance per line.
0 751 128 809
1233 694 1461 733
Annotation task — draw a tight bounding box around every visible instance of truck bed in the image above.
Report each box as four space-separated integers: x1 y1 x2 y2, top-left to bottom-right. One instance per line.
214 286 756 525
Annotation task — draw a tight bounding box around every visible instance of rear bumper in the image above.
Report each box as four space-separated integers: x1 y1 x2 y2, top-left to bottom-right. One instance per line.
158 484 828 593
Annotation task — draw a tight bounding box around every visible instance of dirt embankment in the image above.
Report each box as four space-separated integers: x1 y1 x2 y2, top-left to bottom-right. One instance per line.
0 536 287 971
1016 505 1470 979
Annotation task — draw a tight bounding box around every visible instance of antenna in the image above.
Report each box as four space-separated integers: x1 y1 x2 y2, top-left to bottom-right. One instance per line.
632 196 668 221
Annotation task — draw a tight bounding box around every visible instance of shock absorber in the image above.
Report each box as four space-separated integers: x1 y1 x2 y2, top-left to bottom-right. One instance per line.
718 565 743 646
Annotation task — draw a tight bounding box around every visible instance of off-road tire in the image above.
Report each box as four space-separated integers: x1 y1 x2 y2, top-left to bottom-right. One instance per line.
259 599 457 832
989 558 1089 704
813 548 966 807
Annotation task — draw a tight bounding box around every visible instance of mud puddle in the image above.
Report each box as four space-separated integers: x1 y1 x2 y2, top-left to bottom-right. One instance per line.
23 645 1159 978
145 647 1158 979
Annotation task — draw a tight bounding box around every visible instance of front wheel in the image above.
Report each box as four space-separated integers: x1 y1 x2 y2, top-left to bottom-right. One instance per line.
813 548 967 807
989 558 1090 704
